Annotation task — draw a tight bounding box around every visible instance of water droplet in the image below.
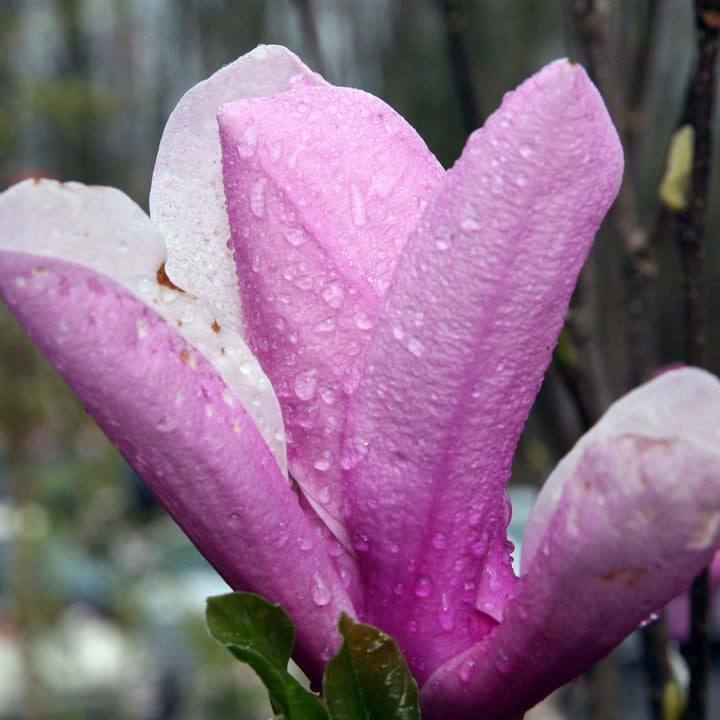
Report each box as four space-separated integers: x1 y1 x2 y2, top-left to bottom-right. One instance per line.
284 227 308 247
516 171 528 187
298 535 313 551
314 449 333 472
519 143 533 159
392 324 405 341
408 620 419 633
393 582 405 596
639 612 659 629
414 576 433 598
453 558 466 573
496 651 511 674
436 238 449 251
462 581 475 602
340 435 369 470
353 532 369 553
460 217 482 231
468 511 482 527
275 522 290 547
294 370 318 400
236 124 258 158
250 178 267 218
328 542 343 557
432 532 448 550
282 264 297 280
311 572 332 607
320 388 337 405
350 184 367 227
438 594 455 632
390 543 399 554
269 141 283 162
314 317 336 333
458 659 475 682
294 275 313 291
408 338 424 357
321 281 344 308
353 311 374 330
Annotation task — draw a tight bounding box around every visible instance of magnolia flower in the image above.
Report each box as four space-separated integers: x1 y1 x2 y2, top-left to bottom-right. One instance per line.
2 45 720 720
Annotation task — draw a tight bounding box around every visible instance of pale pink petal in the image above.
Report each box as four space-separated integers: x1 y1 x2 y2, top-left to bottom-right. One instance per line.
0 180 357 680
0 179 286 471
421 369 720 719
218 79 444 549
343 60 623 680
150 44 328 330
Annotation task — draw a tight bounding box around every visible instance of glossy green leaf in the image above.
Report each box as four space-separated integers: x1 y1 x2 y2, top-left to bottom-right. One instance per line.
324 614 420 720
206 592 328 720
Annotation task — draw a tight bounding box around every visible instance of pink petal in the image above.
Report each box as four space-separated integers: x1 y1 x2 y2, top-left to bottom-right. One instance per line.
218 78 444 549
420 369 720 720
150 45 328 330
343 60 623 680
0 180 357 681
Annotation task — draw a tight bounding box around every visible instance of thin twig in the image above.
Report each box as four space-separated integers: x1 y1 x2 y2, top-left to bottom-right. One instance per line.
569 0 658 390
678 5 720 718
293 0 327 78
436 0 483 134
566 4 671 719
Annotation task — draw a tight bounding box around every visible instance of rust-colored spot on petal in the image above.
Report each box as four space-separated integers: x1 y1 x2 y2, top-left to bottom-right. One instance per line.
599 568 645 589
34 267 47 275
211 320 221 333
157 263 182 291
179 349 191 365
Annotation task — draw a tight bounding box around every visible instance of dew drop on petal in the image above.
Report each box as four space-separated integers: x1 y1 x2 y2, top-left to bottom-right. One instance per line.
639 611 659 629
458 659 475 683
311 572 332 607
350 183 367 227
314 451 333 473
353 532 369 553
496 651 511 674
284 227 308 247
353 311 374 330
438 594 455 632
408 338 424 357
250 178 267 218
393 582 405 596
236 123 258 158
432 532 447 550
519 143 533 159
321 280 344 308
414 576 432 598
294 371 318 400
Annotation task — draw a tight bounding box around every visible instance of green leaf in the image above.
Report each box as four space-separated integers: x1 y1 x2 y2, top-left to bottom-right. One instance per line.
206 592 329 720
324 614 420 720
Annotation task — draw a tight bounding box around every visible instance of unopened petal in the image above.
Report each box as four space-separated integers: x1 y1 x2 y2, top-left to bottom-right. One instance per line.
343 59 623 680
219 77 444 549
421 369 720 720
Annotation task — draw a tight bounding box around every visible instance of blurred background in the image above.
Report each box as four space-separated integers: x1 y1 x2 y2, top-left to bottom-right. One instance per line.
0 1 719 718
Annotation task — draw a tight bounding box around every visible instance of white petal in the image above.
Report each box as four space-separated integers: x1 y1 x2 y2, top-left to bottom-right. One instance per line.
149 44 328 331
